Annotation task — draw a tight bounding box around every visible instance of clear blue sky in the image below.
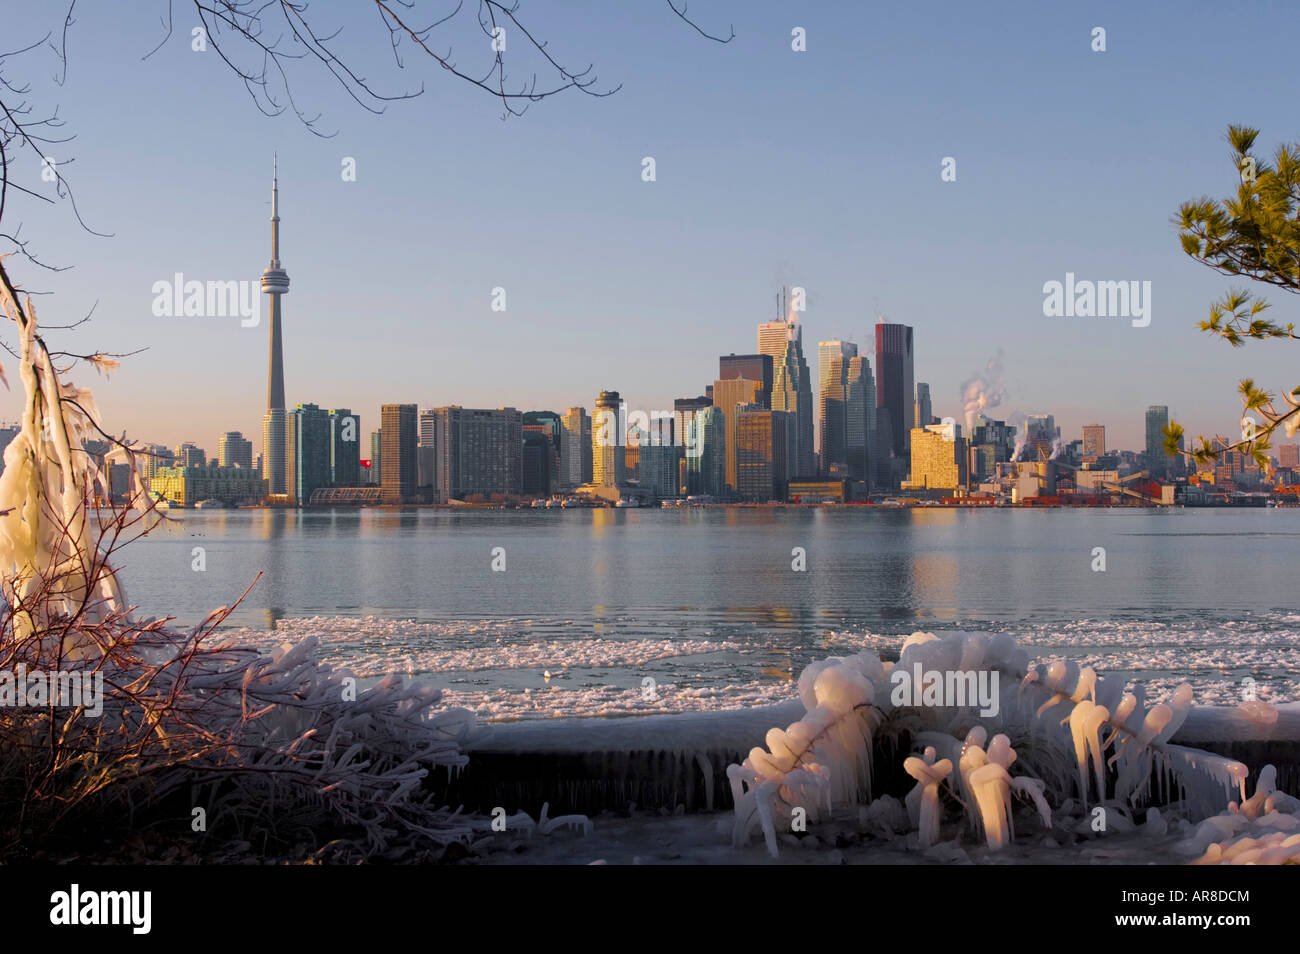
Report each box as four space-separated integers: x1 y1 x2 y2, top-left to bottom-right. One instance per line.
3 0 1298 453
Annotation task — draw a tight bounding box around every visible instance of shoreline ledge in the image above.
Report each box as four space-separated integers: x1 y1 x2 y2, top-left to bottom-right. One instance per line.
435 702 1300 817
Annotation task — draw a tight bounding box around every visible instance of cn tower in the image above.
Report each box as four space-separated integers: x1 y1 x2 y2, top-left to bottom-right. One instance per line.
260 153 290 496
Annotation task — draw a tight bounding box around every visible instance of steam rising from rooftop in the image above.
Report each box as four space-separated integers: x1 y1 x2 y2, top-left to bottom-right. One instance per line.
961 351 1007 433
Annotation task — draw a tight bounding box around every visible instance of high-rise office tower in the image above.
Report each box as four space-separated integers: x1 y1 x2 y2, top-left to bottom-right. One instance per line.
560 407 592 490
286 402 331 504
875 322 915 488
1082 424 1106 461
1280 444 1300 470
523 411 563 495
380 404 418 503
592 391 626 489
636 415 679 499
759 320 814 479
712 376 763 496
915 382 933 430
718 354 773 408
819 340 857 475
328 409 361 487
684 405 725 497
217 431 253 470
736 405 790 502
434 406 523 502
845 353 876 485
260 154 290 496
1145 406 1172 480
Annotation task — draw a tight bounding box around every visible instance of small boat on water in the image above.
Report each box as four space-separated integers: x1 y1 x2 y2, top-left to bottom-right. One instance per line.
194 499 226 509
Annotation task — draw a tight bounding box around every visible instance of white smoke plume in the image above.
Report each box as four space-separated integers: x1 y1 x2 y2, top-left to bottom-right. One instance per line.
961 351 1007 433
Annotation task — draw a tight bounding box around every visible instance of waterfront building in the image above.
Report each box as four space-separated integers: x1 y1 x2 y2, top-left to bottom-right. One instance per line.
736 405 790 501
286 402 331 504
329 409 361 487
560 407 592 491
433 406 523 502
149 465 268 507
903 421 968 492
592 391 626 490
381 404 418 504
1145 406 1173 480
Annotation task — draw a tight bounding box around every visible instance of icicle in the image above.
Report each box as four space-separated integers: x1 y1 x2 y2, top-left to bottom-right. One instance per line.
904 751 952 848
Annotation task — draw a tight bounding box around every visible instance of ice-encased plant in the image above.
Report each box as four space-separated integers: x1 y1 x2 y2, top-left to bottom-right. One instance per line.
0 272 477 858
729 629 1296 862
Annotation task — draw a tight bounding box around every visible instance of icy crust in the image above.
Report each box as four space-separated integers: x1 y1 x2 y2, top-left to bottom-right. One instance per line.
439 681 796 721
824 615 1300 705
219 616 741 677
727 630 1300 863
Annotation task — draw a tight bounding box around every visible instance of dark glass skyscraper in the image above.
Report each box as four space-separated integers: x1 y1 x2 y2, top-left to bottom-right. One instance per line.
286 402 330 504
328 409 361 487
718 354 773 408
875 322 915 487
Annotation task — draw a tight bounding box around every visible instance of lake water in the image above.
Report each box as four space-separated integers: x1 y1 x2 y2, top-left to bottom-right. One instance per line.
116 507 1300 719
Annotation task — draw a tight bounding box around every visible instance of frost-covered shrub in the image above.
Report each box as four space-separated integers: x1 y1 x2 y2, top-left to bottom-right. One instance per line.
0 279 476 858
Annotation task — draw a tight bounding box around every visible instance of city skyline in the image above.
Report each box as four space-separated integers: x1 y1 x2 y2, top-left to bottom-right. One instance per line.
3 3 1298 454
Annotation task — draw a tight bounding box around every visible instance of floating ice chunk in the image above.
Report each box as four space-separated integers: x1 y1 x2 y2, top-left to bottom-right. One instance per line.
1237 699 1278 727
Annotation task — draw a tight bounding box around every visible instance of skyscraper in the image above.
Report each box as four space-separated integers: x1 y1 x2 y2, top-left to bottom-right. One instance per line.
217 431 253 470
759 319 814 479
380 404 418 504
560 407 592 491
261 154 290 496
736 405 790 502
684 405 725 498
875 323 915 489
328 409 361 486
1145 406 1172 480
712 376 764 496
915 382 933 430
418 409 438 496
845 353 876 485
592 391 626 489
819 340 856 475
286 402 330 504
718 354 773 408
